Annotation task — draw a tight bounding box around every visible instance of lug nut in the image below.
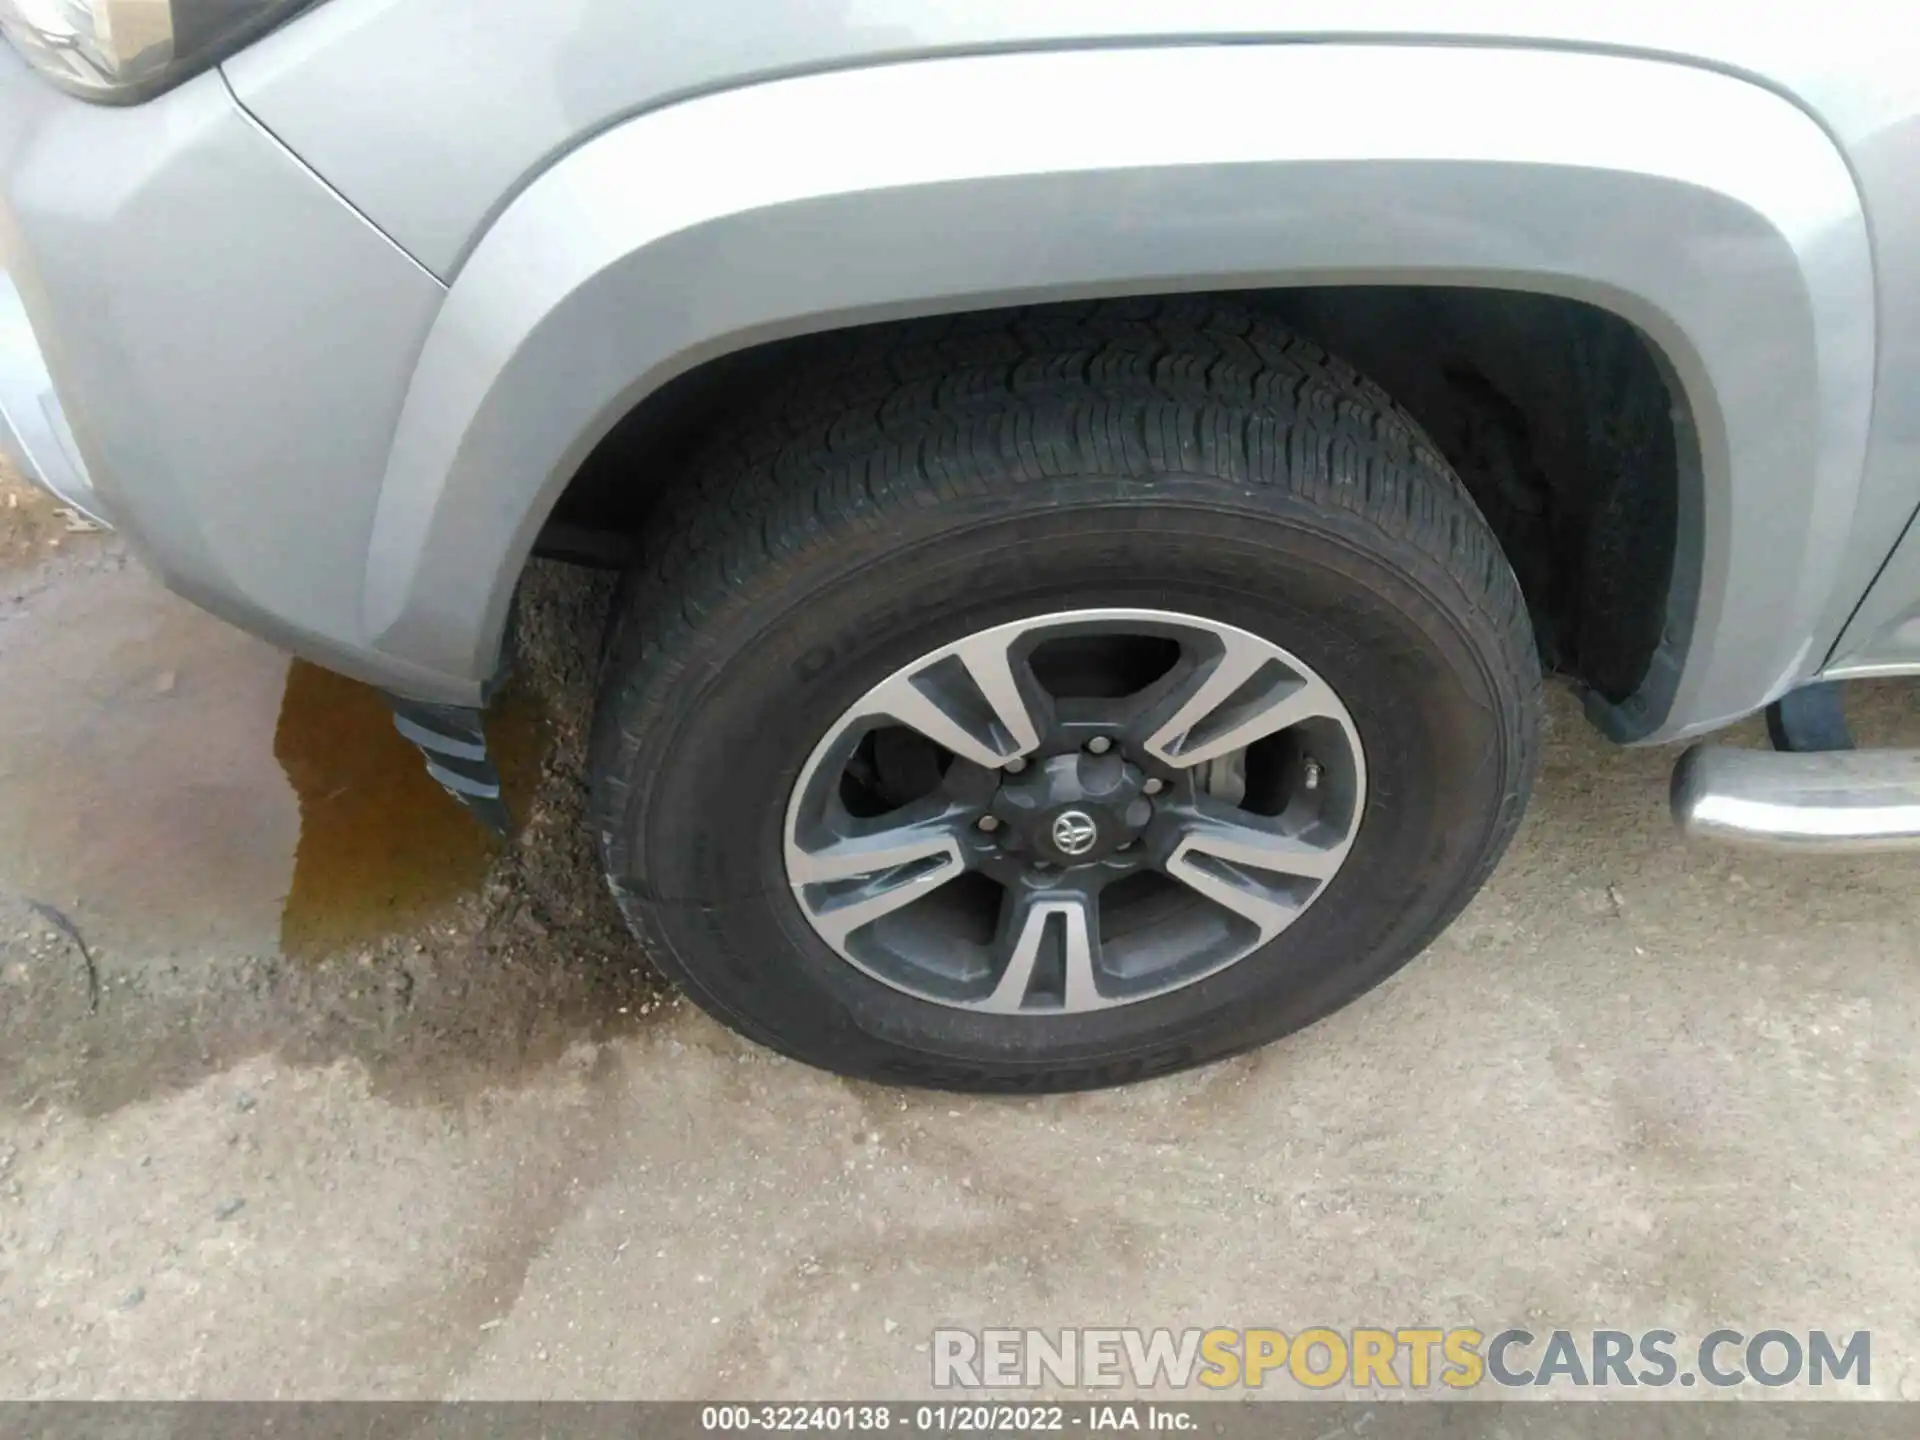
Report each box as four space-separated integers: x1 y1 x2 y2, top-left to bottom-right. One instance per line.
1303 757 1322 792
1004 756 1027 774
976 815 1001 832
1085 736 1113 755
1142 778 1164 796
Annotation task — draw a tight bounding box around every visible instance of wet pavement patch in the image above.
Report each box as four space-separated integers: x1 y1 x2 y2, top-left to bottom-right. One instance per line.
273 660 546 959
0 495 664 1118
1 478 547 965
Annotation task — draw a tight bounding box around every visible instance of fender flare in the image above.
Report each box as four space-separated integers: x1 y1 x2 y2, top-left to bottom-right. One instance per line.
361 42 1873 742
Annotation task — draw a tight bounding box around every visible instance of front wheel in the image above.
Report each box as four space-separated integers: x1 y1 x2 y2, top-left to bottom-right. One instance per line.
590 302 1541 1092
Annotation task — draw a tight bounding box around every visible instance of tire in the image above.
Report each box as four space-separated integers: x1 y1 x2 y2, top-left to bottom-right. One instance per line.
589 298 1541 1093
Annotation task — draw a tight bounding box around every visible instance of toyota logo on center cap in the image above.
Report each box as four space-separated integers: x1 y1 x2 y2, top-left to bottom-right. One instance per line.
1051 810 1099 857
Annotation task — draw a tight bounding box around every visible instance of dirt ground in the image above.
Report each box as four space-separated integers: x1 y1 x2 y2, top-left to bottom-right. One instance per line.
2 473 1918 1400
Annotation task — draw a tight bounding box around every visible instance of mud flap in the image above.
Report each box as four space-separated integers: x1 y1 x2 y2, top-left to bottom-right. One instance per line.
1765 681 1854 754
386 695 513 835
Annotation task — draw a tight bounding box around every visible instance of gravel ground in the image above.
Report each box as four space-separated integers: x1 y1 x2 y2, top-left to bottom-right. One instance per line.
2 474 1918 1400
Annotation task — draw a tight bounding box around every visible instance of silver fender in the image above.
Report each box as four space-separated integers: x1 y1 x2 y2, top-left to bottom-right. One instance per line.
362 43 1873 741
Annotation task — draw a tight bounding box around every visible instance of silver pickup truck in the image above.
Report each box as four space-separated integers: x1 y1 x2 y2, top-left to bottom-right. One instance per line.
1 1 1915 1092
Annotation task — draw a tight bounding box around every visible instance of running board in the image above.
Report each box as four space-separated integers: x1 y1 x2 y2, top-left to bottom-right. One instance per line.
1671 746 1920 852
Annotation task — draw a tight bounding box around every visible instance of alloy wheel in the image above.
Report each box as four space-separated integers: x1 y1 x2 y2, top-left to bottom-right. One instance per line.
782 609 1367 1014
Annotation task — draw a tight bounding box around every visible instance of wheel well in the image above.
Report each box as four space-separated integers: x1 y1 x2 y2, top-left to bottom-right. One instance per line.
543 287 1684 706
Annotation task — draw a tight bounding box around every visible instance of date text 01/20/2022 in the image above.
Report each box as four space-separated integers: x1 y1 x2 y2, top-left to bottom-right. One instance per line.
699 1405 1195 1431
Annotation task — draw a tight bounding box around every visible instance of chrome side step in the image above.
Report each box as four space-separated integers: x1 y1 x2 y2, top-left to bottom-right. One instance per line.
1671 745 1920 852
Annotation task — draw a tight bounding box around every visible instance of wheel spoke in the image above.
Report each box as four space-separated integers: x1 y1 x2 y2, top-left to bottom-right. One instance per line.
982 892 1104 1013
1180 814 1347 880
1059 899 1102 1013
786 809 964 886
1162 813 1346 943
788 810 969 948
951 629 1046 759
1144 635 1343 768
861 630 1043 770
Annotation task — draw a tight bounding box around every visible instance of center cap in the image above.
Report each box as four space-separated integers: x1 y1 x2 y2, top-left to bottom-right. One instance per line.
991 751 1154 866
1051 810 1100 857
